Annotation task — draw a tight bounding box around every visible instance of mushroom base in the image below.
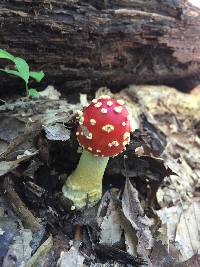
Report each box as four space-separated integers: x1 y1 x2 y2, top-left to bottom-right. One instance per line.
62 150 109 209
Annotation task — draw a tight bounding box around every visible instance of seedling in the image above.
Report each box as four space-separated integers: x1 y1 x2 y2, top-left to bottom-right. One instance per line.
0 49 45 97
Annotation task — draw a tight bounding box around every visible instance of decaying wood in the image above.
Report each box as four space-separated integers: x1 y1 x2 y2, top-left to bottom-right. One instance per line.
0 0 200 95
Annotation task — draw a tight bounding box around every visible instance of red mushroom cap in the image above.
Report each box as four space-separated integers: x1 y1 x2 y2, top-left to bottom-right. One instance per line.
76 95 132 157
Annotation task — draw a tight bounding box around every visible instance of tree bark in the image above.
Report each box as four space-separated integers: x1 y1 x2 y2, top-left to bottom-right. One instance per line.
0 0 200 95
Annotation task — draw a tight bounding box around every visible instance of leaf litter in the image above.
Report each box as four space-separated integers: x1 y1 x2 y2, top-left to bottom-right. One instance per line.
122 177 153 263
0 85 199 266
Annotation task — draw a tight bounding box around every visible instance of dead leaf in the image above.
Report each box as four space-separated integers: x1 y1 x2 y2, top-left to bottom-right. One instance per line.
118 85 200 205
0 199 19 259
43 124 70 141
94 243 147 266
79 94 88 107
157 199 200 261
0 140 8 155
97 191 138 257
0 151 38 177
97 191 122 245
0 161 17 176
3 229 33 267
0 116 25 143
150 240 176 267
122 178 153 262
39 85 61 100
57 243 85 267
179 254 200 267
26 235 53 267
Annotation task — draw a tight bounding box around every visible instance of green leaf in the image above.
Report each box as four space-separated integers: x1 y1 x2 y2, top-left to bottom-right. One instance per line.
14 57 29 83
29 71 45 82
0 68 22 79
0 49 15 61
28 88 39 97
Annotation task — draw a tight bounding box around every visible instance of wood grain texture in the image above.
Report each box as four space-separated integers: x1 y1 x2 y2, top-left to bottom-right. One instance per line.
0 0 200 95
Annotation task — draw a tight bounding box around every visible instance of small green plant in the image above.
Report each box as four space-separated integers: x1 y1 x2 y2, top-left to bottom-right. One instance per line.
0 49 45 97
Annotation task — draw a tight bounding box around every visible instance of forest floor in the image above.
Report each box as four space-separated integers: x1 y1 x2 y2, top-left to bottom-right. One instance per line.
0 85 200 266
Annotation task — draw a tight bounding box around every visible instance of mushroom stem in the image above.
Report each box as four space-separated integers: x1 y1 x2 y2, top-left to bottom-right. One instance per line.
62 150 109 209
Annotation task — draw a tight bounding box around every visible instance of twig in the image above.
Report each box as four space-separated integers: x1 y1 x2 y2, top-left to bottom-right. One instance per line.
26 235 53 267
74 225 83 241
3 175 42 231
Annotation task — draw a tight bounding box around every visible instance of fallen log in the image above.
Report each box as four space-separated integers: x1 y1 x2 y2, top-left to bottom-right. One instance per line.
0 0 200 95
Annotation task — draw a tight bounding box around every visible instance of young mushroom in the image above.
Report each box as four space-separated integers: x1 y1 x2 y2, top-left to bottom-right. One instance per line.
62 95 132 209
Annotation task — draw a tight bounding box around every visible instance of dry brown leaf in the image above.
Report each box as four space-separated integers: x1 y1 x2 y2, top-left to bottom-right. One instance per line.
97 192 123 245
122 178 153 261
157 199 200 261
97 191 139 258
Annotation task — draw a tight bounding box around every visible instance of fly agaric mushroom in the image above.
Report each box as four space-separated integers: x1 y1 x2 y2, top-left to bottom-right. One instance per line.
62 95 132 209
